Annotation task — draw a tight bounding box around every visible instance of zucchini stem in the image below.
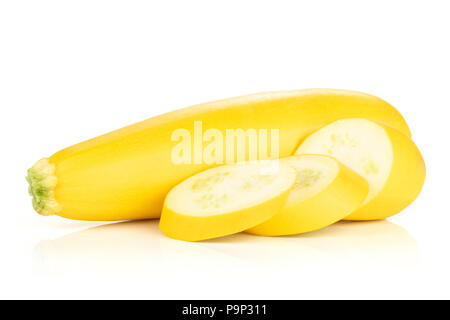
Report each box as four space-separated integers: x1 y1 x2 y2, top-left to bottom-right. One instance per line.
26 158 60 216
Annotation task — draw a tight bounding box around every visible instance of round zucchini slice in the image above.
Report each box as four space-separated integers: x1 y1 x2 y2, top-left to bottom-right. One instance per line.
159 161 297 241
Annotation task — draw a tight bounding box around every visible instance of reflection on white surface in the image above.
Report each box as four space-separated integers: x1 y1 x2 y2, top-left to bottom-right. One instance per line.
33 219 419 278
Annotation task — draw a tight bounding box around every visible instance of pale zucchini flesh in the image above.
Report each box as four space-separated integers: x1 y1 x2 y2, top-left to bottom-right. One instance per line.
246 155 369 236
159 161 297 241
295 119 425 220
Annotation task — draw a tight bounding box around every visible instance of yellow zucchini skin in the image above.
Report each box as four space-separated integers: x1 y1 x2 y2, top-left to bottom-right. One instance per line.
30 89 410 220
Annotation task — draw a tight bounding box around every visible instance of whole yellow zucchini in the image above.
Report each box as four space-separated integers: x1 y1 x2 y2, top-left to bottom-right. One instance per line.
26 89 411 221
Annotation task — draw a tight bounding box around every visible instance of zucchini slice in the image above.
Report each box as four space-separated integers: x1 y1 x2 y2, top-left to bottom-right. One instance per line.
159 161 297 241
247 155 368 236
296 119 425 220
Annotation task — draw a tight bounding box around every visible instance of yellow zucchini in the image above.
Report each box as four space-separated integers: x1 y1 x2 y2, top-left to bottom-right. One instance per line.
246 155 368 236
295 118 425 220
27 89 410 221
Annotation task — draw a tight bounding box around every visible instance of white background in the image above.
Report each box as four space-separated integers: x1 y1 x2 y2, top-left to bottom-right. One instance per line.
0 0 449 299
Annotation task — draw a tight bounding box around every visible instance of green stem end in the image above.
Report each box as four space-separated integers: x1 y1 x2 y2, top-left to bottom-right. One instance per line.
26 158 61 216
